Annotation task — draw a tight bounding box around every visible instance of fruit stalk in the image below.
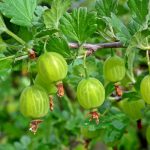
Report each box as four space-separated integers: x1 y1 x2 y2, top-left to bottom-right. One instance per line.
111 48 115 56
84 139 91 149
146 50 150 74
137 119 142 130
5 29 26 45
83 51 88 78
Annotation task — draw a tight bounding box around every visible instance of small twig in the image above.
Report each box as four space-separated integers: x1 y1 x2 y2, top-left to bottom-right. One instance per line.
5 29 26 45
15 55 28 61
0 55 28 62
69 41 123 51
2 42 124 62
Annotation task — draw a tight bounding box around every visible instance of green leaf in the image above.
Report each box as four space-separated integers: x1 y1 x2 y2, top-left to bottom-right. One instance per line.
103 129 121 145
35 28 58 38
111 120 126 130
33 5 48 26
105 82 115 97
106 13 131 45
128 19 141 36
46 36 71 58
122 92 141 100
0 0 37 27
0 144 15 150
83 111 129 145
95 0 118 17
43 0 70 29
128 29 150 50
0 37 7 51
0 14 6 33
60 7 97 43
83 112 129 130
126 47 136 83
0 58 12 71
20 136 31 147
0 55 13 77
127 0 149 27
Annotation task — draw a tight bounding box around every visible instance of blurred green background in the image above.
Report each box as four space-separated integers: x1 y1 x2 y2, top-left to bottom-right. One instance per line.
1 0 150 150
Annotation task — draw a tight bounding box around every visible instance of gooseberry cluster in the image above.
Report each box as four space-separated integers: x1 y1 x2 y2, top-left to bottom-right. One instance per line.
20 52 68 134
20 51 149 134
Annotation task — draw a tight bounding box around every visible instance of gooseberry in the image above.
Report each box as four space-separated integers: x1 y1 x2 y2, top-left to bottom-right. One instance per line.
103 56 126 82
37 52 68 83
77 78 105 109
119 99 145 120
140 75 150 104
19 85 49 118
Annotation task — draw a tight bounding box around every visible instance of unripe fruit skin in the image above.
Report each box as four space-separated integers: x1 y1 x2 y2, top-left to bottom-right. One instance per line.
81 127 100 139
20 86 49 118
7 101 18 114
146 126 150 144
104 56 125 82
73 144 86 150
35 74 57 94
119 99 145 120
140 75 150 104
37 52 68 82
77 78 105 109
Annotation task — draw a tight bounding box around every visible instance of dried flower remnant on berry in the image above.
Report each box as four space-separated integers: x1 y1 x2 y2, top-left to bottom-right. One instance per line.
49 95 54 111
114 83 123 97
57 82 64 97
28 49 36 59
89 110 100 124
29 119 43 134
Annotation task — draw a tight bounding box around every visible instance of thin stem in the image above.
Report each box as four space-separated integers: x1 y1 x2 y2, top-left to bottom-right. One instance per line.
126 71 136 83
0 55 15 61
5 29 26 45
15 55 28 61
83 51 88 78
43 38 48 53
0 54 28 62
146 50 150 74
111 48 115 56
0 41 123 62
101 108 109 117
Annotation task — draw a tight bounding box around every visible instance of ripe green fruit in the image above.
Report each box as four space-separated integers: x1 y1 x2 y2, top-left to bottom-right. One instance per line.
7 101 18 114
20 85 49 118
146 126 150 144
37 52 68 82
81 127 100 139
140 75 150 104
35 74 57 94
103 56 125 82
77 78 105 109
73 144 86 150
119 99 145 120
